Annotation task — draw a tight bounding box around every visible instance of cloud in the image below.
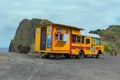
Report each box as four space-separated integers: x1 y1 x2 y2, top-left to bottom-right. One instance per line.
0 0 120 47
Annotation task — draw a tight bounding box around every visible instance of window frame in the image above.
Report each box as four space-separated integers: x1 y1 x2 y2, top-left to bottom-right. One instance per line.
77 36 81 43
96 38 101 45
72 35 77 43
72 35 82 43
81 36 85 43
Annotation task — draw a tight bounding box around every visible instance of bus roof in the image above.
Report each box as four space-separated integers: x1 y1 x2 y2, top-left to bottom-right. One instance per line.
82 33 100 38
47 24 84 30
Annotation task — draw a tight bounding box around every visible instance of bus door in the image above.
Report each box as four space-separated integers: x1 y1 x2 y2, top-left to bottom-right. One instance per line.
91 38 95 54
91 44 95 54
40 27 47 50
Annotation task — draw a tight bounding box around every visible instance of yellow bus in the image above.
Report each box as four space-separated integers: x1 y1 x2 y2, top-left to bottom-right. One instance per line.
35 24 104 58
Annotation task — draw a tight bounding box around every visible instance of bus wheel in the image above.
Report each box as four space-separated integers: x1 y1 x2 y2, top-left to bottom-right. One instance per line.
45 55 50 58
78 51 84 59
54 54 61 59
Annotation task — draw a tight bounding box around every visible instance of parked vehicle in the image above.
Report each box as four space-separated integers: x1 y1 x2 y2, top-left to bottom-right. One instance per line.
35 24 104 58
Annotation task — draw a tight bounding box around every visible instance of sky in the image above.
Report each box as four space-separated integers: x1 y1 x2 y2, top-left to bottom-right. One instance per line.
0 0 120 48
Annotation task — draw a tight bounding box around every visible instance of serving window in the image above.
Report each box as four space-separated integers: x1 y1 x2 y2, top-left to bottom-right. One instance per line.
55 33 63 41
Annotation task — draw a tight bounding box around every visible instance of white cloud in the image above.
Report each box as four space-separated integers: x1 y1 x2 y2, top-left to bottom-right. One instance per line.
0 0 120 48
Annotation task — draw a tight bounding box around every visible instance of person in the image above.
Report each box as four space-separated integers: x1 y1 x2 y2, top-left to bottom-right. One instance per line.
110 49 117 56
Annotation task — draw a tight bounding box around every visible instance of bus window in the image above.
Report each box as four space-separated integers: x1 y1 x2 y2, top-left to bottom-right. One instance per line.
82 36 84 43
77 36 81 42
86 38 90 44
96 39 101 44
72 35 76 42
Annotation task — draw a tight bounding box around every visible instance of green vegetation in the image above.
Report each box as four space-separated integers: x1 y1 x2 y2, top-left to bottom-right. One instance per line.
104 44 110 52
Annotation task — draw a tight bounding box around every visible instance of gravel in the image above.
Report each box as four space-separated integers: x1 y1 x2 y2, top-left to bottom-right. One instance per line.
0 52 120 80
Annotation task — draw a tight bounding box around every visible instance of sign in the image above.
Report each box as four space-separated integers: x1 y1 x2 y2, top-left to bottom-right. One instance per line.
48 27 52 32
57 28 62 32
47 34 52 48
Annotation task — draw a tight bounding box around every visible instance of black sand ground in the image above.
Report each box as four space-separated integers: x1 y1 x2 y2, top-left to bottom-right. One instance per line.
0 52 120 80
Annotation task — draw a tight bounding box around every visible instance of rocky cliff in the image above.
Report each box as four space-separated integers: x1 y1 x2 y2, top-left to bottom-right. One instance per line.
9 18 53 52
90 25 120 53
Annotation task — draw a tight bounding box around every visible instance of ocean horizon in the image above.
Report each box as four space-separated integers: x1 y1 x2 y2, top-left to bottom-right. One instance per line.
0 48 8 52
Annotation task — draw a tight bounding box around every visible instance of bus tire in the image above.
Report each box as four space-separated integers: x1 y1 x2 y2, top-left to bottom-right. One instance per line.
45 55 50 58
54 54 61 59
78 51 84 59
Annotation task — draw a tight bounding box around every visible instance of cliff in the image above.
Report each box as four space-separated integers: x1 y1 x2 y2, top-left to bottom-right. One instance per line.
9 18 53 52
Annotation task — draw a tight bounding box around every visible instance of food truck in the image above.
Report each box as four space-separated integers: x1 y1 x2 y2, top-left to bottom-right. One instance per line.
35 24 104 58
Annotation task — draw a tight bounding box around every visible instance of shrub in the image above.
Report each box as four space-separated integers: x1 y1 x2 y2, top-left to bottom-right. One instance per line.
18 44 31 54
104 44 110 52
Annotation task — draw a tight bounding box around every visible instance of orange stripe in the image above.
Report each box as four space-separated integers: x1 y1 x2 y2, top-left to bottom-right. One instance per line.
71 46 90 50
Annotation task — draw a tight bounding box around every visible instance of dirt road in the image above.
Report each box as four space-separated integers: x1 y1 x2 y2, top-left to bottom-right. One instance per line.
0 52 120 80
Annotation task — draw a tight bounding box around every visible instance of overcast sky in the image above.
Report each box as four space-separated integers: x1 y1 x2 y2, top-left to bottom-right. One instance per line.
0 0 120 48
